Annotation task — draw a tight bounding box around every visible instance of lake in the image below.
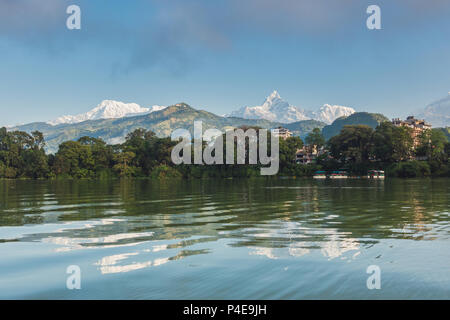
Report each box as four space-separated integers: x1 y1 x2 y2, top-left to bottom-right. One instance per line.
0 178 449 299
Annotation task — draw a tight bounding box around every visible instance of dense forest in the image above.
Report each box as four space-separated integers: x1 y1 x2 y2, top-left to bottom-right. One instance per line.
0 122 449 179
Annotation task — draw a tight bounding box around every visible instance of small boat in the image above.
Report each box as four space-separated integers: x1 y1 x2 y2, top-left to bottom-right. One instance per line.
368 170 385 179
313 171 327 179
329 170 348 179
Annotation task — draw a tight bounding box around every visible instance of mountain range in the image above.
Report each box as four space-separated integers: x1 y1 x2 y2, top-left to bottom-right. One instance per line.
47 100 167 125
13 103 325 153
7 91 449 153
17 90 449 129
46 91 355 127
227 91 356 124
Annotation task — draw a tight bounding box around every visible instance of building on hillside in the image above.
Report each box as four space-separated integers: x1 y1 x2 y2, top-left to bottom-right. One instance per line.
295 145 324 164
274 127 292 140
391 116 431 147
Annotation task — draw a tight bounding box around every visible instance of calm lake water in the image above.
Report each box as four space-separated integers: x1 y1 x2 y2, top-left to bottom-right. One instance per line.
0 178 449 299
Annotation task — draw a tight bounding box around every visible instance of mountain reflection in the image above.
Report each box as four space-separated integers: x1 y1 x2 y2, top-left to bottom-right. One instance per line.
0 178 448 274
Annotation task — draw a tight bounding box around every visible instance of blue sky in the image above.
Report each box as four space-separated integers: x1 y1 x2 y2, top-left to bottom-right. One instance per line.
1 0 450 126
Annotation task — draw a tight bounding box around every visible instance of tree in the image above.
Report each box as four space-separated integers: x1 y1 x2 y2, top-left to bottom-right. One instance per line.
416 129 448 160
372 122 413 162
279 136 303 175
305 128 325 147
31 131 46 150
445 142 450 158
389 160 431 178
0 160 5 178
53 141 94 178
113 151 136 177
0 129 49 178
328 125 374 163
78 136 113 172
122 129 157 174
22 147 49 178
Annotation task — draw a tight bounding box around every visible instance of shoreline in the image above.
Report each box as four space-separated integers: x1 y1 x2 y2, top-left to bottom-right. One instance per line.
1 176 448 181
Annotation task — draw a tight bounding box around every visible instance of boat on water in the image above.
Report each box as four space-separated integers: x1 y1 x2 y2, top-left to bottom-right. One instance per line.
368 170 385 179
329 170 348 179
313 171 327 179
313 170 384 179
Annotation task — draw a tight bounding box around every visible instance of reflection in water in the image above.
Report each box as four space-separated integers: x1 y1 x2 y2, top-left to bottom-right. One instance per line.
43 229 155 252
248 221 361 260
0 178 449 299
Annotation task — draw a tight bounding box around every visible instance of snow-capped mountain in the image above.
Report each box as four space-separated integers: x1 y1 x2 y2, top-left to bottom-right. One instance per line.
227 91 355 124
418 93 450 127
48 100 166 126
308 104 356 124
227 91 309 123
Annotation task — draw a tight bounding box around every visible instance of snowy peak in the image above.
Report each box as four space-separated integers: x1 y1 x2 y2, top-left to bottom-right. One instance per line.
264 90 282 105
310 104 356 124
45 92 357 127
48 100 166 125
86 100 150 120
227 91 355 124
227 91 310 123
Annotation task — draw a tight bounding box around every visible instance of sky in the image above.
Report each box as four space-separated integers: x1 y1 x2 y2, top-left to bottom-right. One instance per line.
0 0 450 126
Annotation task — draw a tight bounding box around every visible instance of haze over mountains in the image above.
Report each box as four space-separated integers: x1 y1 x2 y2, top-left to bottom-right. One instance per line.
227 91 356 124
417 92 450 128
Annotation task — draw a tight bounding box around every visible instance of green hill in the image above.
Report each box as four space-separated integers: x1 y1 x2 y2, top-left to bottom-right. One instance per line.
322 112 389 140
435 127 450 142
284 120 327 140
